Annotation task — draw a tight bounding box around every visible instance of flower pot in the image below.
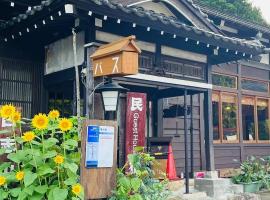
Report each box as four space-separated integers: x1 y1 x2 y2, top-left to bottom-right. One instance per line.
242 182 261 193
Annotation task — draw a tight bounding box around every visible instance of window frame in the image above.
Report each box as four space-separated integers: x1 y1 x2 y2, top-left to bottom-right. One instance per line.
242 95 257 144
241 77 269 94
212 72 238 90
256 97 270 144
213 91 239 144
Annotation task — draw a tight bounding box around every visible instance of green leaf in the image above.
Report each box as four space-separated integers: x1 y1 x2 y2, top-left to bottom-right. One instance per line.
34 185 48 194
44 138 59 149
130 194 143 200
0 189 9 200
64 162 78 174
37 165 55 176
7 152 20 163
18 191 27 200
10 187 21 197
63 139 78 150
52 188 68 200
23 185 35 195
24 171 38 187
130 178 141 192
64 177 77 186
134 146 144 153
0 129 10 134
0 148 5 155
28 193 44 200
43 150 57 159
15 136 24 144
119 177 131 191
0 162 11 171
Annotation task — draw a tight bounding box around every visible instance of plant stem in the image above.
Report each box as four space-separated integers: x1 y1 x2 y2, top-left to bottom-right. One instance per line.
30 143 42 185
41 131 45 154
63 133 66 158
57 166 60 187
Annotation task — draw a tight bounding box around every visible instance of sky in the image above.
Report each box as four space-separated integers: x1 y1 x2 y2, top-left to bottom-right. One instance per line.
250 0 270 23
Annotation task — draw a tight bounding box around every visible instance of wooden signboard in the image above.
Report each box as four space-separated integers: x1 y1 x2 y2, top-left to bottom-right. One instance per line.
125 92 146 157
91 35 141 77
80 120 118 199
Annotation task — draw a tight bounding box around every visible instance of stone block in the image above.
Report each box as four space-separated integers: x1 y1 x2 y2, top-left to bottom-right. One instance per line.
205 171 219 179
230 184 244 194
167 180 185 191
227 193 261 200
194 178 231 198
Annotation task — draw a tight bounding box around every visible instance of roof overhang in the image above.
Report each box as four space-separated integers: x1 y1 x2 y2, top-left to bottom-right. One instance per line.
68 0 267 61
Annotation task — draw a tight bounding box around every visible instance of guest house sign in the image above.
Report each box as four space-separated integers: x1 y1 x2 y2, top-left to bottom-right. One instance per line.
125 92 147 157
91 35 141 77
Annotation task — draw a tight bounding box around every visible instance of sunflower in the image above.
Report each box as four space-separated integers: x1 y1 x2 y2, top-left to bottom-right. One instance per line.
12 111 21 123
32 113 48 130
16 171 24 181
22 131 36 142
0 176 6 186
0 104 16 119
59 118 73 132
54 155 64 165
48 110 60 119
72 184 82 196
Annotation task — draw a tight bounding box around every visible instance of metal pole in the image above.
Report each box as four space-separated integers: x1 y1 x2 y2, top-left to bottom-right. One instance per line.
146 100 150 152
184 89 189 194
190 95 194 178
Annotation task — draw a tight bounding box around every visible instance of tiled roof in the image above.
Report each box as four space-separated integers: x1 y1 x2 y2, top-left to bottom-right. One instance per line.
192 0 270 34
0 0 54 31
87 0 269 54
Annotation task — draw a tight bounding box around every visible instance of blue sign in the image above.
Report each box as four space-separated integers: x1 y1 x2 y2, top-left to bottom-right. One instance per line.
85 125 114 168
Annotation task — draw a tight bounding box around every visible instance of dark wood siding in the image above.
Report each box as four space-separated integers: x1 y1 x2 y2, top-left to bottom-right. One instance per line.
0 57 43 118
163 94 202 175
214 145 241 169
243 145 270 159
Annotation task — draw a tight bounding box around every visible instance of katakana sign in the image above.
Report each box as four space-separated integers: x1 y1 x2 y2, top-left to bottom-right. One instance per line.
90 36 141 77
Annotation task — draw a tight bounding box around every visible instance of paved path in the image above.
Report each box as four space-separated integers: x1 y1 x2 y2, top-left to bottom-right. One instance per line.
259 191 270 200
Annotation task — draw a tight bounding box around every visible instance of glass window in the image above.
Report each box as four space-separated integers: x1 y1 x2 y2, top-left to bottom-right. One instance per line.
257 99 269 140
222 95 238 141
241 79 268 93
212 93 220 140
212 73 237 89
242 97 255 141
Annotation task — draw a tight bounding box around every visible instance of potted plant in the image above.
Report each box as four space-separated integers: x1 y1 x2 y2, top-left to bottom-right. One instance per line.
232 156 268 193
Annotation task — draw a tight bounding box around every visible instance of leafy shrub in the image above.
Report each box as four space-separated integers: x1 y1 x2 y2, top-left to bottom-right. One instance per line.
110 147 170 200
232 156 269 188
0 105 84 200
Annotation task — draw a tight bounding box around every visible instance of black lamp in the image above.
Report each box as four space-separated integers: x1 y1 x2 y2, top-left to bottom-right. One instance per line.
95 79 128 118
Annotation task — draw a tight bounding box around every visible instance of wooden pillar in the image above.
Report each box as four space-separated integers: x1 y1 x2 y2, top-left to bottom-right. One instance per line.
237 62 244 162
184 89 189 193
84 19 96 119
205 59 215 171
204 89 215 171
190 94 194 177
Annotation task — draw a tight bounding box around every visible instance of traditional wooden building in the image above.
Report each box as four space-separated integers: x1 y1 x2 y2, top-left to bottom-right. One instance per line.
0 0 269 176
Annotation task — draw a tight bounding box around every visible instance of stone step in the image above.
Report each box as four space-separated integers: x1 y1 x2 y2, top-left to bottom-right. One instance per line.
168 191 212 200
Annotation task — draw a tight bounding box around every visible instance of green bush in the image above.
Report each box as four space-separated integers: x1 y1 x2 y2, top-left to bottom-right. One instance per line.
0 105 84 200
110 147 170 200
232 156 269 188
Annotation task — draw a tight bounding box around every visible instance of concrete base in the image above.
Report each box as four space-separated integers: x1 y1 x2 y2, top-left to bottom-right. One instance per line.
194 171 244 199
195 177 231 198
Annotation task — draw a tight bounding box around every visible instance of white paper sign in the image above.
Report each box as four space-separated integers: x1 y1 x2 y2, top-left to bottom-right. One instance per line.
85 125 115 168
1 118 13 128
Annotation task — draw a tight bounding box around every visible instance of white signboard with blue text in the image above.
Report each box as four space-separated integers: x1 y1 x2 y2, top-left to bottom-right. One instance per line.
85 125 115 168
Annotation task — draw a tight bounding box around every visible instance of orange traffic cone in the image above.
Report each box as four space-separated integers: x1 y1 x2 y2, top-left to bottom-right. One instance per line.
166 143 179 180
